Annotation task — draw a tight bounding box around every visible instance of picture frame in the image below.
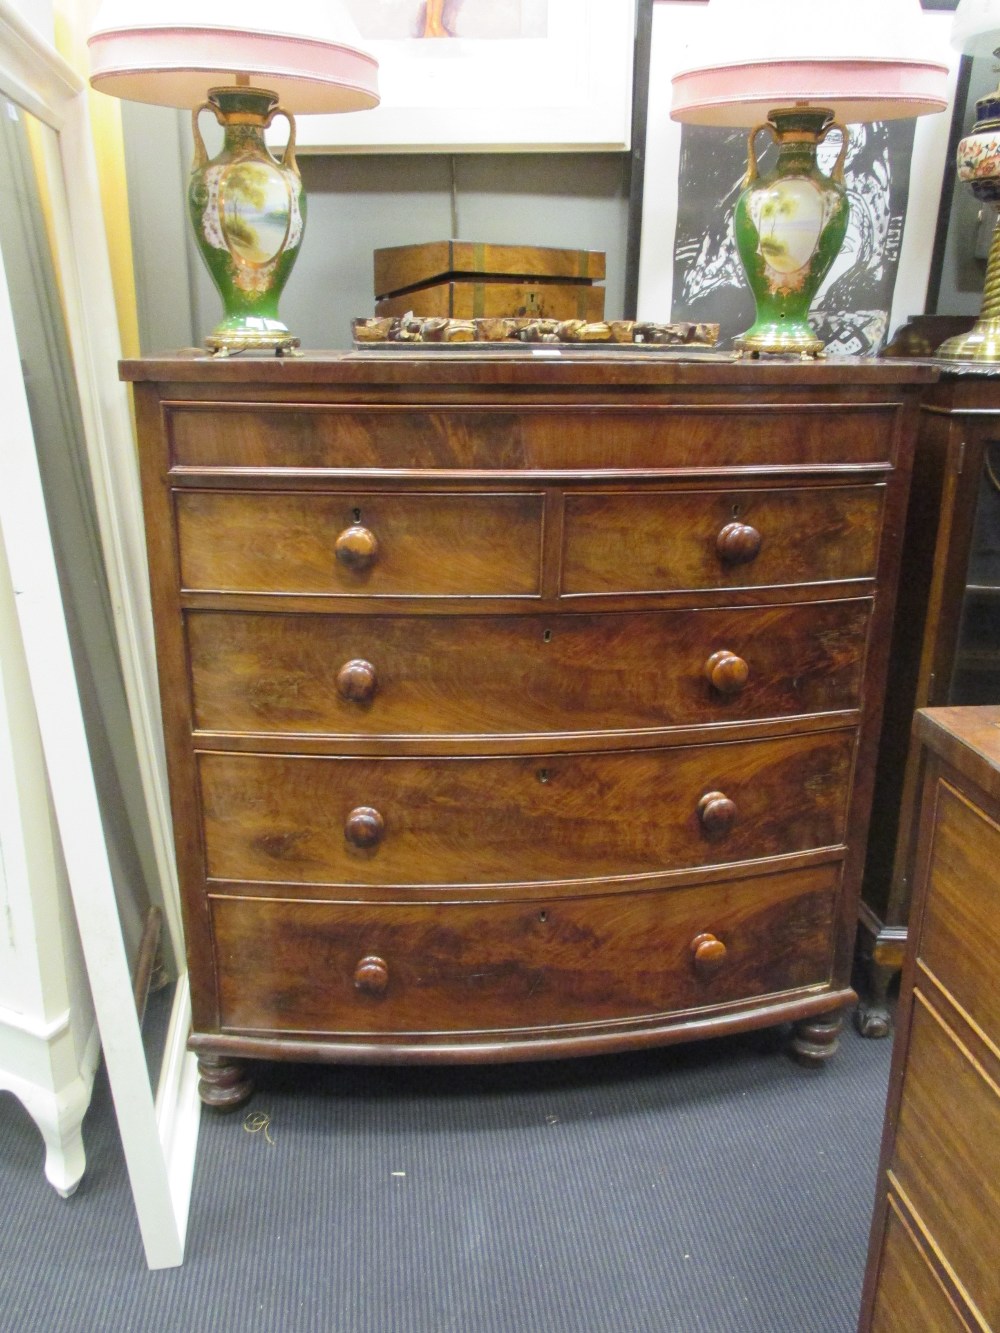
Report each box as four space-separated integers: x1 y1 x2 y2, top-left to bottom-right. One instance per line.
635 0 963 348
295 0 636 154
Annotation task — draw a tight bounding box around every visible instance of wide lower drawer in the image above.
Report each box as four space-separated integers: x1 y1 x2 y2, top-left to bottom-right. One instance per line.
198 730 854 886
211 863 838 1035
188 600 870 737
562 484 883 595
175 490 543 597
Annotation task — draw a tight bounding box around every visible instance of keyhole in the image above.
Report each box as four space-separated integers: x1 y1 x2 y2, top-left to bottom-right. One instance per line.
537 768 550 784
543 628 553 643
538 910 548 923
352 507 362 523
731 502 741 518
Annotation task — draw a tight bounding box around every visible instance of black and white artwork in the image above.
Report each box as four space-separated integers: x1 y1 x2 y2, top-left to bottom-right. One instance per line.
670 119 915 355
636 1 959 349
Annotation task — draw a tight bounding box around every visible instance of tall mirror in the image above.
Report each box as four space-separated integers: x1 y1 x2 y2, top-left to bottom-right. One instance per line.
0 1 198 1268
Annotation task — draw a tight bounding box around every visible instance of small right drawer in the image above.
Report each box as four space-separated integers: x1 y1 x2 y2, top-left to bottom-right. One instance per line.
561 484 884 596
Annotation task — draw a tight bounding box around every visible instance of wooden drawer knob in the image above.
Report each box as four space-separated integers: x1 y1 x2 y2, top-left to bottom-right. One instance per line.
691 932 727 973
335 523 379 570
354 955 389 994
345 805 384 848
704 649 749 695
716 521 761 565
697 790 737 834
336 658 377 703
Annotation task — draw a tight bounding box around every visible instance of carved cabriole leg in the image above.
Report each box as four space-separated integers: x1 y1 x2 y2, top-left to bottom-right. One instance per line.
854 959 895 1039
196 1053 254 1111
790 1010 843 1066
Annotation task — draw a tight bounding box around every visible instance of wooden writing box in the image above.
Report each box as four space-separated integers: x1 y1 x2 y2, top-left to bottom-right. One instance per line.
373 239 606 320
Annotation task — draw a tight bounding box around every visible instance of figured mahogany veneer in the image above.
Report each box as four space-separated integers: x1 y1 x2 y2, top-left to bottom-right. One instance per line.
187 600 870 738
122 352 931 1105
859 706 1000 1331
177 489 543 596
211 865 837 1037
561 485 883 595
198 731 853 887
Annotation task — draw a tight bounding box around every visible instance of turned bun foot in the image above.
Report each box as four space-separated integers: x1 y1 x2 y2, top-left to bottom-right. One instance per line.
197 1054 254 1111
790 1011 843 1066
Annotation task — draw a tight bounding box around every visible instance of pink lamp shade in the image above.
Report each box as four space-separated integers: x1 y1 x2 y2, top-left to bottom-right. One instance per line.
86 0 379 354
670 0 949 126
671 60 949 128
87 0 379 113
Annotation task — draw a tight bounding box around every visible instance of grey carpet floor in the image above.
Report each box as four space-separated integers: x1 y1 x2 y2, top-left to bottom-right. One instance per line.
1 1017 890 1333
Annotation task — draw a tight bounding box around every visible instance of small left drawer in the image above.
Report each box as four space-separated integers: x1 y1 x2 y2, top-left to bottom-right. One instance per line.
175 489 544 597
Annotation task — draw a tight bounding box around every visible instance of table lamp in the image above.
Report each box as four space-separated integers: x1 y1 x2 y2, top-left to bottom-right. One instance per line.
670 0 949 357
937 0 1000 360
88 2 379 355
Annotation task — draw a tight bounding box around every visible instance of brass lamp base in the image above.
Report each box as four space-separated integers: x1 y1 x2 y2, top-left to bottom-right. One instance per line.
936 84 1000 365
936 317 1000 363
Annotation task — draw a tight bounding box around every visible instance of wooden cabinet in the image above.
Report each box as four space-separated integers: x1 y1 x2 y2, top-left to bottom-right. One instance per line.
859 370 1000 1036
122 352 932 1107
858 705 1000 1332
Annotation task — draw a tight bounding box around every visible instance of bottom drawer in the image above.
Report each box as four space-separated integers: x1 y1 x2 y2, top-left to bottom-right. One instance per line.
890 992 1000 1325
211 864 838 1037
869 1203 969 1333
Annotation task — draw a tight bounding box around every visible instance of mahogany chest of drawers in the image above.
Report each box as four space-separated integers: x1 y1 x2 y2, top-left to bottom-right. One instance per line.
859 705 1000 1332
121 352 933 1107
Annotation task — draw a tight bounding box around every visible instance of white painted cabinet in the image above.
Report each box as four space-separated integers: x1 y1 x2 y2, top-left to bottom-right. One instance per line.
0 536 98 1196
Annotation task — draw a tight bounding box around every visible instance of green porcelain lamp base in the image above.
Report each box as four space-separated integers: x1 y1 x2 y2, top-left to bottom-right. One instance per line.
732 107 849 358
189 87 307 356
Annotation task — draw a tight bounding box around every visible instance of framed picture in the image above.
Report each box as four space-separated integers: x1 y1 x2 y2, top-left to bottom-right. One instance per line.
295 0 636 154
636 1 963 351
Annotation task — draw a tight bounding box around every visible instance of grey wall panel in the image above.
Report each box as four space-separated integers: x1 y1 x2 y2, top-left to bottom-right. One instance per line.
124 108 630 353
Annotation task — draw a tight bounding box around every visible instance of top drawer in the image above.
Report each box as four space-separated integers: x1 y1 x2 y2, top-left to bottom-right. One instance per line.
918 778 1000 1043
165 403 899 472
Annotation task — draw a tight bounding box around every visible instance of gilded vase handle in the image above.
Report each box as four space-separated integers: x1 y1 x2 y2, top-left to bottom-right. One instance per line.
743 122 777 188
267 106 300 178
818 119 849 185
191 101 215 171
